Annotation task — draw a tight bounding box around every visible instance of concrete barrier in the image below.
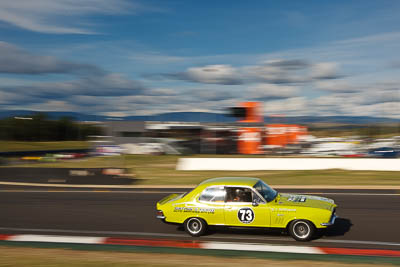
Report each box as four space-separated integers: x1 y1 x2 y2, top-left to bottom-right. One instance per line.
176 158 400 171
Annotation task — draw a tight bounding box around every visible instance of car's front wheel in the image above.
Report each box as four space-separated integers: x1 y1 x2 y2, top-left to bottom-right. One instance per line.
184 217 207 237
288 220 315 241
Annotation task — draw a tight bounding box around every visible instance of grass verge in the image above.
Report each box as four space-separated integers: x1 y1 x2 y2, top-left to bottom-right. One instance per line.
4 154 400 186
0 244 399 267
0 141 90 152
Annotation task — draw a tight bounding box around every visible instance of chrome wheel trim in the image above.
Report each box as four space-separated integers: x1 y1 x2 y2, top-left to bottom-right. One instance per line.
187 218 202 234
292 221 310 239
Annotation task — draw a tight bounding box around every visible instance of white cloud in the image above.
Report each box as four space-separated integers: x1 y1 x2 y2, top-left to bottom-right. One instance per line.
1 73 145 100
130 52 186 64
256 31 400 79
246 84 299 100
0 77 33 86
190 89 236 101
146 88 177 96
0 41 103 75
102 112 129 117
334 32 400 46
309 88 400 118
165 59 340 85
312 94 350 107
262 97 309 116
0 90 22 104
2 28 399 118
358 89 400 105
178 64 242 85
311 62 339 79
315 80 360 93
333 100 400 119
244 63 308 84
0 0 138 34
26 100 76 112
246 60 340 83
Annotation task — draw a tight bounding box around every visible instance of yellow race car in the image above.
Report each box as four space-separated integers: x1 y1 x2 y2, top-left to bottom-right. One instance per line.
156 177 337 241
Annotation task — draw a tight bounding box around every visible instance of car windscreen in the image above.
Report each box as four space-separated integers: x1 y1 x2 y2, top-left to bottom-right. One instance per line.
253 180 277 202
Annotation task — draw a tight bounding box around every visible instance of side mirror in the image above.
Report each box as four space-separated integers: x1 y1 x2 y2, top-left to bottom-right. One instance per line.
252 200 259 207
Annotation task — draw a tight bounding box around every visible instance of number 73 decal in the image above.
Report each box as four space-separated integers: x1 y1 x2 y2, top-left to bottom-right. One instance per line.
237 207 255 223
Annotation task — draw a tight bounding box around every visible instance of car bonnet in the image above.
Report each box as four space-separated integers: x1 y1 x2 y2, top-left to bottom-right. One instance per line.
277 193 336 211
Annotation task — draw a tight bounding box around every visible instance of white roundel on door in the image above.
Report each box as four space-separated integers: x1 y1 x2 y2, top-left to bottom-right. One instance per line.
237 207 255 223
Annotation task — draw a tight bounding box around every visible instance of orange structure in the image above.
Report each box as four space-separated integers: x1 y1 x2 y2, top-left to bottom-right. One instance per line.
265 124 307 147
237 127 263 154
230 102 308 154
230 102 263 154
237 102 263 123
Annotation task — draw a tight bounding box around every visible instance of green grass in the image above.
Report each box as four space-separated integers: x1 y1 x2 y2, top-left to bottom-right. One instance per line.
6 154 400 186
0 141 90 152
0 246 397 267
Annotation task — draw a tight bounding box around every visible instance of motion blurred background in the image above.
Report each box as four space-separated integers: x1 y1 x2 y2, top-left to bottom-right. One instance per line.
0 0 399 174
1 3 400 266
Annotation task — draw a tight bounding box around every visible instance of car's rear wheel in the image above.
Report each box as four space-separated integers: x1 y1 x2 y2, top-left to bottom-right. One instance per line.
288 220 315 241
184 217 207 237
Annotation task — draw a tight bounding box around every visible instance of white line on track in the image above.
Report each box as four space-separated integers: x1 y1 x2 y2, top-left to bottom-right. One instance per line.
202 242 322 254
0 227 186 238
0 227 287 241
8 234 105 244
1 227 400 247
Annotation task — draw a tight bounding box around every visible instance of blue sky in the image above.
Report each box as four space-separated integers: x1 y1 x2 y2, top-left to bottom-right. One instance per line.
0 0 399 118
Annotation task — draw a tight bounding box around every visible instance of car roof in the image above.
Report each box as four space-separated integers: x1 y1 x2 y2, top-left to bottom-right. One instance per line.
198 177 260 188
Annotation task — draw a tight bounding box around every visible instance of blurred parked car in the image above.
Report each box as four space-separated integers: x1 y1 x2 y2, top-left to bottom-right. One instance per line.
367 147 399 158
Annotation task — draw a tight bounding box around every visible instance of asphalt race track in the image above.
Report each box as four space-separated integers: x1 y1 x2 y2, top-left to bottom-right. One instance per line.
0 187 399 251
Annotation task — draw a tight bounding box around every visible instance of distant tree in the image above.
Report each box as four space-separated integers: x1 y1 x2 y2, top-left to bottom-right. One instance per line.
0 113 102 141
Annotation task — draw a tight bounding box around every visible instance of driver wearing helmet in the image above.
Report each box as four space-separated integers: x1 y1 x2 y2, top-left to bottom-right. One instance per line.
233 188 246 202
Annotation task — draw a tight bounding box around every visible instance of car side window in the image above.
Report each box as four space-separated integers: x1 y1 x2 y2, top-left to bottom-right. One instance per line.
226 187 252 203
199 186 225 203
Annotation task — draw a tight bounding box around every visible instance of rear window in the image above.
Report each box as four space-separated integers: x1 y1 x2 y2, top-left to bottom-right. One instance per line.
199 186 225 202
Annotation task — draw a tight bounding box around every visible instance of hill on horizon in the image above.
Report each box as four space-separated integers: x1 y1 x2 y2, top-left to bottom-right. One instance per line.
0 110 399 124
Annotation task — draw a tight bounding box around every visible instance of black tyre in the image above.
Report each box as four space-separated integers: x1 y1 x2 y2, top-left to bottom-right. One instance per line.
288 220 315 241
184 217 207 237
